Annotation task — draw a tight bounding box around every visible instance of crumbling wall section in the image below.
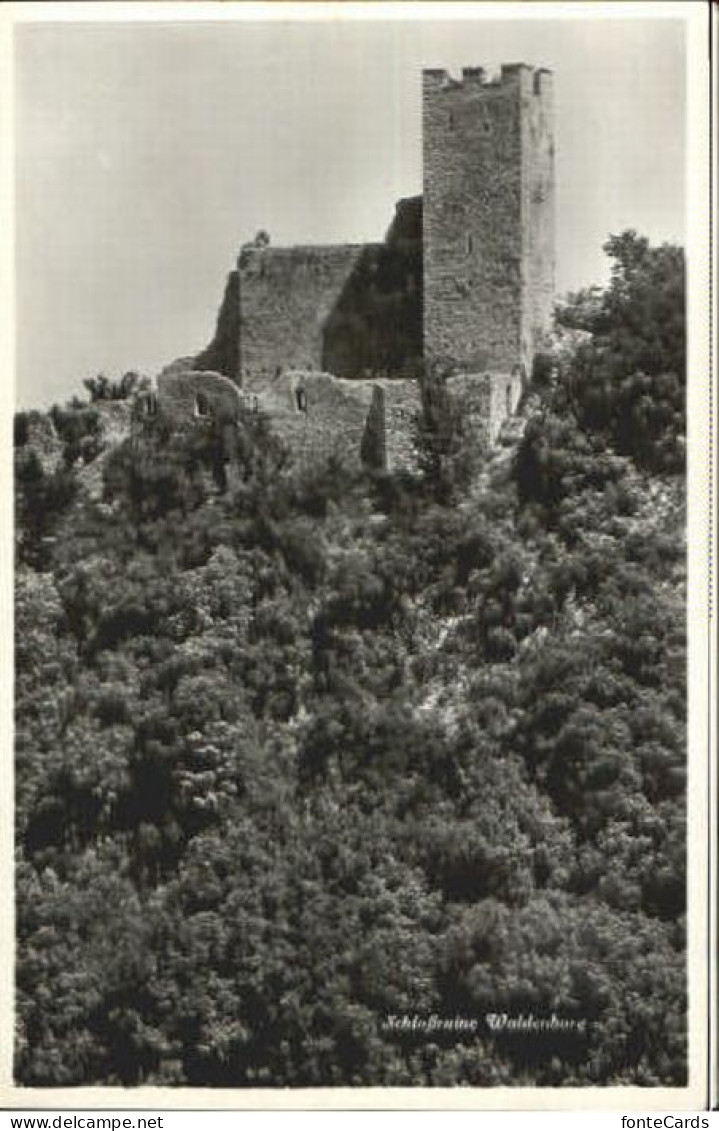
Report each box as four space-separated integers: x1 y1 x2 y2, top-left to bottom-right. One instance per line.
155 369 246 425
194 271 240 380
92 400 134 447
322 197 423 379
254 370 375 470
249 370 420 474
423 64 554 377
75 401 133 500
361 386 388 470
196 196 422 388
445 369 521 444
237 246 368 382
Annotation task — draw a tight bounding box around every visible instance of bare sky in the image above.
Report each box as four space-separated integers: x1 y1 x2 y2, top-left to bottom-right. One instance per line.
14 13 686 408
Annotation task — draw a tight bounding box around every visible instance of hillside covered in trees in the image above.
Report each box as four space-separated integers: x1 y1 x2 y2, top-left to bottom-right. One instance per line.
14 232 687 1088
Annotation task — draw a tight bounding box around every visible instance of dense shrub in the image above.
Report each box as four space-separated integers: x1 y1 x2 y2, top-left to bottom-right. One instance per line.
556 231 685 473
14 231 687 1087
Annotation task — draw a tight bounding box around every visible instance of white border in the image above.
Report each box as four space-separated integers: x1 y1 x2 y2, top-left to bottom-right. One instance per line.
0 0 712 1112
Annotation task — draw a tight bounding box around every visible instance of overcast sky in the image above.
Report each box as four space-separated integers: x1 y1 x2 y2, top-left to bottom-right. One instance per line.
14 13 686 408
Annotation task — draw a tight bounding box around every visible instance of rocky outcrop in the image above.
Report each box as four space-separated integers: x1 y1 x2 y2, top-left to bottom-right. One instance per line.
22 412 64 475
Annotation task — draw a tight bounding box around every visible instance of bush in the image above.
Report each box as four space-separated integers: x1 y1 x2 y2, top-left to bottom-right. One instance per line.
83 371 149 402
557 231 685 473
49 404 103 467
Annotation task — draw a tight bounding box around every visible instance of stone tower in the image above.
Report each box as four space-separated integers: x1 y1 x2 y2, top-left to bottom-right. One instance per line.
422 64 555 379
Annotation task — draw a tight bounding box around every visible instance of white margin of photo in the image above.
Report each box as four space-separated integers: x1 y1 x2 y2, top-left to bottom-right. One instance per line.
0 0 712 1113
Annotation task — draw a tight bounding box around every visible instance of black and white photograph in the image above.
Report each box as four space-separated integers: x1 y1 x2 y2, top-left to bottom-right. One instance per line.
3 0 712 1109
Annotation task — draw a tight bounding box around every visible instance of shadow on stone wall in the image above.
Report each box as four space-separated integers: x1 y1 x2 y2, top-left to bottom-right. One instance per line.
194 272 240 380
321 197 423 379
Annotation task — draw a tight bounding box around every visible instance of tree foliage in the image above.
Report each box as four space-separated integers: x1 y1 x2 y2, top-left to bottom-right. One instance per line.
556 231 685 472
14 232 686 1087
83 371 150 403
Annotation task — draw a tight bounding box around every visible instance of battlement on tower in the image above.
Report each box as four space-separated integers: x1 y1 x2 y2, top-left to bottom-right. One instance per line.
423 63 552 94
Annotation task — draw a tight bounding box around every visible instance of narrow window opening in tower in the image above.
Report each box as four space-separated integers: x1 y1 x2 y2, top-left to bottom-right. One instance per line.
448 111 454 130
506 383 513 416
295 387 307 414
467 234 474 256
195 392 211 418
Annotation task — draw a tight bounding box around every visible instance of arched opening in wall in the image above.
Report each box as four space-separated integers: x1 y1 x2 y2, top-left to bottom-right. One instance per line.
195 392 211 418
141 393 157 417
295 387 307 414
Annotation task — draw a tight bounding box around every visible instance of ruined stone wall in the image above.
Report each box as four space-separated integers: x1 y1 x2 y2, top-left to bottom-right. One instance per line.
445 368 522 445
487 369 523 441
322 197 423 379
446 373 493 444
378 379 422 472
195 197 422 387
423 64 554 377
362 387 389 470
253 370 376 471
194 271 240 380
155 369 246 425
522 68 555 364
236 246 367 381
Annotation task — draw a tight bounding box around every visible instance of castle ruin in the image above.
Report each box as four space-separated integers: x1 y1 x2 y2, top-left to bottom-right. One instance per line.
149 64 555 472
